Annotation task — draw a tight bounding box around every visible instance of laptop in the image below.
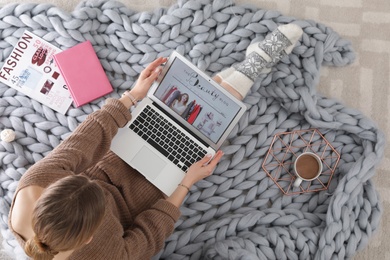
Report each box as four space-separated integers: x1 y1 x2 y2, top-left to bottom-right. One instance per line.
110 51 247 195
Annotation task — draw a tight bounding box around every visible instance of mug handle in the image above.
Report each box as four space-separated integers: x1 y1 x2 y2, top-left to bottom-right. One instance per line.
293 177 303 187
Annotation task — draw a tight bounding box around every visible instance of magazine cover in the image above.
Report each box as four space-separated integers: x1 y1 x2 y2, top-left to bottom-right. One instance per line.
0 30 73 114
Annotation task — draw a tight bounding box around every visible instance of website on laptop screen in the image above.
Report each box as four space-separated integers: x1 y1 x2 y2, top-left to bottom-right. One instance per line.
153 57 242 144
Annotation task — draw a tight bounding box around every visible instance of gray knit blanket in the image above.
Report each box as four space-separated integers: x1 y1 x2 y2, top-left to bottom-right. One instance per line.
0 0 386 259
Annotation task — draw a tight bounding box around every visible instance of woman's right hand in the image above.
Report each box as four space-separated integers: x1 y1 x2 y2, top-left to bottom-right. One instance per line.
180 150 224 188
166 150 224 208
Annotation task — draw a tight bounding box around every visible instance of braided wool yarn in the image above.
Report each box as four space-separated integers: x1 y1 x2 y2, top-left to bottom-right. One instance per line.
0 0 385 259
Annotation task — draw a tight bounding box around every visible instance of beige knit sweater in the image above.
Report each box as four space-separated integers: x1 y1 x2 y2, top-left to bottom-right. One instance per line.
9 98 181 259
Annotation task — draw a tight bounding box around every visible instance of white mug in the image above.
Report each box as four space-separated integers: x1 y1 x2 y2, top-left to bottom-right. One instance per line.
293 152 323 187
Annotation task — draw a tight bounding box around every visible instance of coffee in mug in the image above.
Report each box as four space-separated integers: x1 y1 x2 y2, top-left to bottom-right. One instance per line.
293 152 323 187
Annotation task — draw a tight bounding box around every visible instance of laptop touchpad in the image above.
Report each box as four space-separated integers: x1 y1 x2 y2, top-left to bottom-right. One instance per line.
131 146 166 180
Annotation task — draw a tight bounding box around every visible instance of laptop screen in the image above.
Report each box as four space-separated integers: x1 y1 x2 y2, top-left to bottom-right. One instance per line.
152 56 242 145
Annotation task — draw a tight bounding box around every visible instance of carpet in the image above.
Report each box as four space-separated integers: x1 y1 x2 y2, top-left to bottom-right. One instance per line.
0 0 386 259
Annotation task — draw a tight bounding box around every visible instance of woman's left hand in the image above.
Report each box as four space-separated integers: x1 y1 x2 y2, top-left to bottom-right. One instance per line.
130 57 167 100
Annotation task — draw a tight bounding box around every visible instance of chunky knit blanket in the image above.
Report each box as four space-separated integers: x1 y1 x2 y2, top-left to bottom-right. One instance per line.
0 0 386 259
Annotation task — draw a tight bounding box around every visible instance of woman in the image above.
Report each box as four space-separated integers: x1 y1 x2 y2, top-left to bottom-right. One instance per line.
9 23 302 260
9 57 224 260
170 93 189 115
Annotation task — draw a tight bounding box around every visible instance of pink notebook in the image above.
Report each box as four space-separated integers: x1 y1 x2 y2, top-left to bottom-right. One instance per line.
54 41 113 107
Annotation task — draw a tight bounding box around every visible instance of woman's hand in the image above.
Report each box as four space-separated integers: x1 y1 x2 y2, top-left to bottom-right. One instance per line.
181 150 224 188
119 57 167 109
130 57 167 100
166 150 224 208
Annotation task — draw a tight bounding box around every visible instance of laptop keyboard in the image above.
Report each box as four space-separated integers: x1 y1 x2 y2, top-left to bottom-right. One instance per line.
129 105 208 172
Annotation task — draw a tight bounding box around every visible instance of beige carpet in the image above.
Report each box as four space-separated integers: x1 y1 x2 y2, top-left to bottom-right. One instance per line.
0 0 389 259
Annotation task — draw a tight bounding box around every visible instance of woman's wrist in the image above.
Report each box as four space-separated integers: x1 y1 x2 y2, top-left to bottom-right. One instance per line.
177 183 190 192
180 178 194 189
119 95 133 109
120 89 143 109
166 181 192 208
122 91 138 106
129 89 142 101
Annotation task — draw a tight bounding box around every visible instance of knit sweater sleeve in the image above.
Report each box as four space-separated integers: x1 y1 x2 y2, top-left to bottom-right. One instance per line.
122 200 181 259
25 98 131 180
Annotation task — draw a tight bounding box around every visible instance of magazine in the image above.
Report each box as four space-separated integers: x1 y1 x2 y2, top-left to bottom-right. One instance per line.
0 30 73 114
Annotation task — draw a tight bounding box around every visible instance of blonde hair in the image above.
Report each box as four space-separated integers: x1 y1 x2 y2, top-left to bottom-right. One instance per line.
25 175 105 259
